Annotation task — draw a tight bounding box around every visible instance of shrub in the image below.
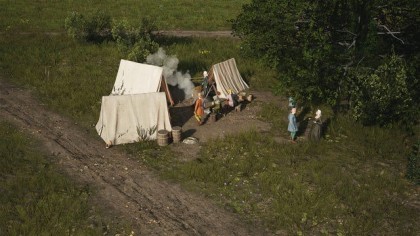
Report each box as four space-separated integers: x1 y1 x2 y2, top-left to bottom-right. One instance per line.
127 37 159 62
64 11 87 41
84 10 112 42
65 10 112 43
111 17 159 62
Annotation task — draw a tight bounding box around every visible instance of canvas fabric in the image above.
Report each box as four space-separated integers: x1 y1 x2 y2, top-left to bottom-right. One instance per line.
96 92 172 145
210 58 249 98
111 59 174 105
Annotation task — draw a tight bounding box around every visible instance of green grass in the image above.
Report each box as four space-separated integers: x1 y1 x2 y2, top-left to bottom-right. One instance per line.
0 121 131 235
1 1 418 235
0 33 277 129
0 0 250 31
143 117 419 235
0 33 121 128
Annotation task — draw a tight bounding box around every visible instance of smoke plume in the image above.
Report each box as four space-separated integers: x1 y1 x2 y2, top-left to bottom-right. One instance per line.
146 48 195 99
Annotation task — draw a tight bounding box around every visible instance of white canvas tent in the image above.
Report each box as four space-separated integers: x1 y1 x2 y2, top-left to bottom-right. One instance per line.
95 92 172 145
95 59 174 146
208 58 249 98
112 59 174 105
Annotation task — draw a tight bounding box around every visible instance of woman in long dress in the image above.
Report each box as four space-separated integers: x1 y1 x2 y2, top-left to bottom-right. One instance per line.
194 93 205 125
310 109 322 141
288 107 298 143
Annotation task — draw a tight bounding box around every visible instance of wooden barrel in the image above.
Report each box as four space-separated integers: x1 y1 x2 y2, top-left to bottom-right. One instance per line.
157 130 169 146
247 94 253 102
209 113 217 123
172 126 182 143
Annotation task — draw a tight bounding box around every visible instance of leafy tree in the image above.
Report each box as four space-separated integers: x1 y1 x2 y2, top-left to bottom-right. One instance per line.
347 53 415 127
232 0 419 126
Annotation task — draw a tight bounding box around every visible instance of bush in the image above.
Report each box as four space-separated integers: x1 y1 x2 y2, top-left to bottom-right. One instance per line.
84 10 112 42
65 12 159 62
111 17 159 62
65 10 112 43
127 37 159 63
64 11 87 41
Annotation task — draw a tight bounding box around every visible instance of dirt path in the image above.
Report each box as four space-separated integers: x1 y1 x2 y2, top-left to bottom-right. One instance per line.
153 30 235 38
0 80 277 235
1 30 236 38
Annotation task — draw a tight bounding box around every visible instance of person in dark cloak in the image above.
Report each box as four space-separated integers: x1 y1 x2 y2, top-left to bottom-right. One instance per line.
310 109 322 141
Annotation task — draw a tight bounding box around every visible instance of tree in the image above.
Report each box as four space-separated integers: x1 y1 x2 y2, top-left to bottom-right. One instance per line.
232 0 419 126
347 53 416 127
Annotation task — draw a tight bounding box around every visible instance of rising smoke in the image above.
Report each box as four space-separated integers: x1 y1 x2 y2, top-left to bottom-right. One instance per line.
146 48 195 99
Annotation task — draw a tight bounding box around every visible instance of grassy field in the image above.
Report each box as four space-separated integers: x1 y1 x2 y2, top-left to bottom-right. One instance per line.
1 0 418 235
0 121 132 235
125 108 419 235
0 0 250 31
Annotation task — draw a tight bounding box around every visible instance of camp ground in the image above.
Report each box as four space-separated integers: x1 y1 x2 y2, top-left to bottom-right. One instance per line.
96 58 253 147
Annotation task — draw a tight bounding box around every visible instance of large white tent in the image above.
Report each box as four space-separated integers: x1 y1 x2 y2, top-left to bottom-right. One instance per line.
111 59 174 105
95 92 172 145
208 58 249 98
95 59 173 146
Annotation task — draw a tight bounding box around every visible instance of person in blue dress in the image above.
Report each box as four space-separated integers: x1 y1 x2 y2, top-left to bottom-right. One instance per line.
288 107 298 143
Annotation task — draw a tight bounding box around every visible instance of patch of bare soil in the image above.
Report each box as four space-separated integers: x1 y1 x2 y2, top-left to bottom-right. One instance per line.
169 90 289 161
0 80 280 235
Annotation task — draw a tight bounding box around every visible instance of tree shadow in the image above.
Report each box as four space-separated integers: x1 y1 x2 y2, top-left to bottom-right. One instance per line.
296 106 311 137
321 117 331 138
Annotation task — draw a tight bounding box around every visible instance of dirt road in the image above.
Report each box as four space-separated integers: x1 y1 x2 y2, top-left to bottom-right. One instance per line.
0 80 275 235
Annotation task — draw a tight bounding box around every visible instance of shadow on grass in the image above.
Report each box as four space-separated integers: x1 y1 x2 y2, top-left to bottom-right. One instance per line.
296 106 311 137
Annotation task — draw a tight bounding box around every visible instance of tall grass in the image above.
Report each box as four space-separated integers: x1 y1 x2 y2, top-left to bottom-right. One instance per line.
0 121 130 235
0 0 250 31
155 117 418 235
0 34 121 128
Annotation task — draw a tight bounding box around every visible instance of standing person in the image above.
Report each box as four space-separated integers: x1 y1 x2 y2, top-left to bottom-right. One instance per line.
202 71 209 96
288 107 298 143
194 93 205 125
310 109 322 141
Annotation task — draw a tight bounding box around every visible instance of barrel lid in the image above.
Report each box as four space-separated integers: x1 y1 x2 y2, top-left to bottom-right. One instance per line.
158 129 168 135
172 126 182 131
